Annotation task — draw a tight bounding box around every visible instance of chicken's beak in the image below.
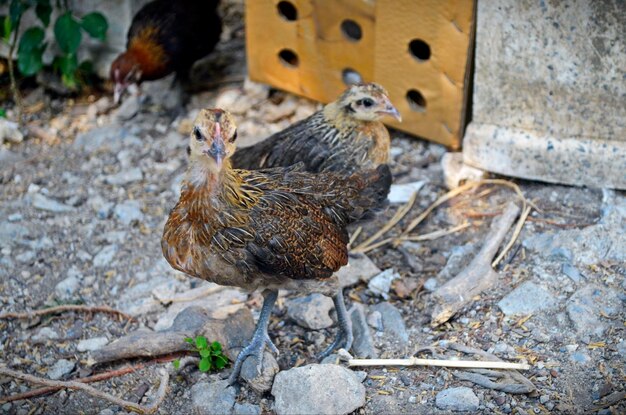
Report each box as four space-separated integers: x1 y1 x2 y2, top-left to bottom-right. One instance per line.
113 83 125 105
381 98 402 122
207 123 226 169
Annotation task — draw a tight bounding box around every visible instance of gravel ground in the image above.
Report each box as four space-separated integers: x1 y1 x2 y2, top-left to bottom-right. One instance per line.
1 3 625 414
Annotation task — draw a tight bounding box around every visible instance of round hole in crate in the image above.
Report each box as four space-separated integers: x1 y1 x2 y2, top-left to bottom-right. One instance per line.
277 1 298 21
278 49 299 67
342 68 362 85
341 19 362 41
406 89 427 112
408 39 431 61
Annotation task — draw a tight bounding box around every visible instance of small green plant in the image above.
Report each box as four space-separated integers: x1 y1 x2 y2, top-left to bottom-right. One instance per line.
1 0 108 121
173 336 229 373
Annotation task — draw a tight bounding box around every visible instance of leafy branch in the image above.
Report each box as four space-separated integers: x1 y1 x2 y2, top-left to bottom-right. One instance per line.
173 336 229 373
1 0 108 121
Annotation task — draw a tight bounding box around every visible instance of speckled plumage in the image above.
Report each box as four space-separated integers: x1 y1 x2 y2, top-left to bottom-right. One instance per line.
162 110 392 293
231 83 396 175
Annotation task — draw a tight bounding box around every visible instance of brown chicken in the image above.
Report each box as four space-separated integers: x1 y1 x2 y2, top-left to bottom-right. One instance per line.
231 82 400 174
162 109 391 383
110 0 221 103
230 82 399 361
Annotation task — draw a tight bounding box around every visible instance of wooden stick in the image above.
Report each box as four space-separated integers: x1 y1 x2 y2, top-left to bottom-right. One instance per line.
0 354 181 404
0 367 169 414
348 358 530 370
0 305 135 321
492 204 532 267
430 202 521 326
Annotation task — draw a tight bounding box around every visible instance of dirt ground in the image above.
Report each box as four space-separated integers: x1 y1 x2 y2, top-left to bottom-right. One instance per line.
1 2 624 415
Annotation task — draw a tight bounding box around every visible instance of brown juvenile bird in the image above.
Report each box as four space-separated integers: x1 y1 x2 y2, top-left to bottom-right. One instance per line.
162 109 391 383
110 0 221 103
230 82 399 360
231 82 400 174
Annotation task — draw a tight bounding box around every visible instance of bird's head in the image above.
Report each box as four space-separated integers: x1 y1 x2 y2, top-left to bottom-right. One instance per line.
337 82 401 122
110 52 142 104
188 109 238 172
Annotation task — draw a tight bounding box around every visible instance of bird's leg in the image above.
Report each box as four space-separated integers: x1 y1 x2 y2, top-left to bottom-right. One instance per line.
318 289 353 359
227 289 278 385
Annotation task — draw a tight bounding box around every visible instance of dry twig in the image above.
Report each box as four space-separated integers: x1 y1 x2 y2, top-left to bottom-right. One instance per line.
430 202 521 326
0 305 135 321
0 366 169 414
348 358 530 370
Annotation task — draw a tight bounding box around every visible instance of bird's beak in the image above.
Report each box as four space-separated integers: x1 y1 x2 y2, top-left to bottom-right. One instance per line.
381 99 402 122
113 83 125 105
207 123 226 169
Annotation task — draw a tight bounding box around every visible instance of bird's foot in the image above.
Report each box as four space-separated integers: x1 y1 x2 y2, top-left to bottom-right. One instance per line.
317 324 354 360
227 331 277 385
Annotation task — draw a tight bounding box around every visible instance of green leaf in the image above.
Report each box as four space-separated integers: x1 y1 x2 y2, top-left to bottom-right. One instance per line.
54 12 81 53
61 71 77 89
78 59 93 73
18 26 44 52
9 0 25 25
214 355 228 370
80 12 107 40
195 336 208 350
211 341 222 352
199 349 211 358
0 108 6 118
57 53 77 75
198 357 211 372
172 359 180 369
1 15 11 41
17 45 44 75
184 337 195 345
35 2 51 26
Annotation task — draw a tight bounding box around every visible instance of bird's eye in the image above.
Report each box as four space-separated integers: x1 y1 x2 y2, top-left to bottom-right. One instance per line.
230 130 238 143
362 98 374 107
193 127 205 142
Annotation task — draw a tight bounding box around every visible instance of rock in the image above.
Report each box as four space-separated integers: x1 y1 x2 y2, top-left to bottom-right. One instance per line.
286 294 334 330
566 284 621 337
15 250 35 263
241 350 280 393
105 167 143 185
153 288 247 331
0 119 24 143
336 253 381 288
367 310 383 331
438 243 476 281
93 244 118 268
562 263 583 283
368 269 400 299
216 89 253 115
47 359 75 380
497 282 557 316
435 387 479 412
233 403 261 415
191 380 237 415
263 97 298 122
0 223 30 248
388 181 426 204
272 364 366 415
7 213 22 222
88 196 114 219
32 327 60 343
113 94 141 121
73 125 125 152
243 78 270 101
77 337 109 352
370 302 409 344
441 152 487 189
32 193 75 213
350 304 377 358
113 200 144 225
423 277 438 292
55 274 81 300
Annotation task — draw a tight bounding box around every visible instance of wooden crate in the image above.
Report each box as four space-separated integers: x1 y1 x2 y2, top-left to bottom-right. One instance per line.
246 0 476 149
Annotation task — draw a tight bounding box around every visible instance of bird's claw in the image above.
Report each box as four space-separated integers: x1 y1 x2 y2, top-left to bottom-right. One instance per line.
317 327 353 360
227 332 278 384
